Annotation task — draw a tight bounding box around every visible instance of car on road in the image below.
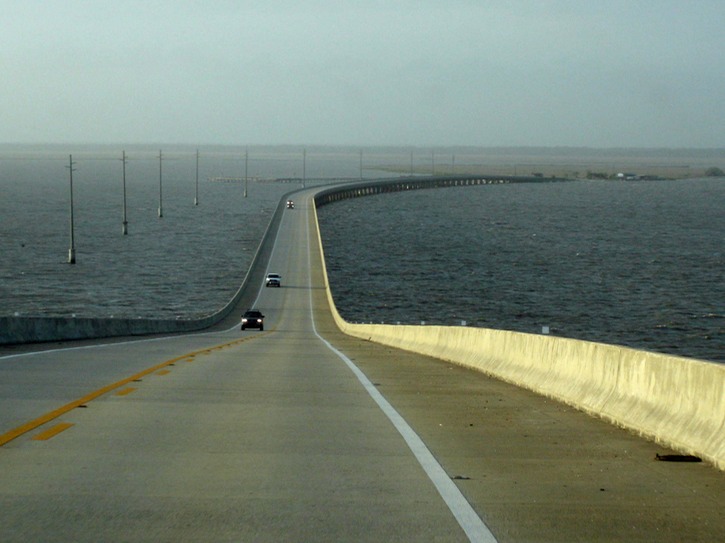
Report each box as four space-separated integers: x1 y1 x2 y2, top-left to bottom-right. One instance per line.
286 200 295 209
241 309 265 331
265 273 281 287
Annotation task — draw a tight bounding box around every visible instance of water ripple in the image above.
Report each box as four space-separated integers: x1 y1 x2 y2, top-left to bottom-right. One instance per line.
318 179 724 363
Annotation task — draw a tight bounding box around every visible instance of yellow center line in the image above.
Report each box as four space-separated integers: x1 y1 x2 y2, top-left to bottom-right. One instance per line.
0 334 265 447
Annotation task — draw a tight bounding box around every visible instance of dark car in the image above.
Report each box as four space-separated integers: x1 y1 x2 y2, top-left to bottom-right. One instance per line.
241 309 265 331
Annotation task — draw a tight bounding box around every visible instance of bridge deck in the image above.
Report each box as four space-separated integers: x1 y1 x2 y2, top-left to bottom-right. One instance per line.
0 187 722 542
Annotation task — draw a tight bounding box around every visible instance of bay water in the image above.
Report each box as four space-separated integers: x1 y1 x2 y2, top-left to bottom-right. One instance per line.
1 145 722 362
317 178 724 363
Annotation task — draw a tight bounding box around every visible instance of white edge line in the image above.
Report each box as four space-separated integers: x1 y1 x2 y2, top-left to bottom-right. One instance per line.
305 198 497 543
0 320 244 362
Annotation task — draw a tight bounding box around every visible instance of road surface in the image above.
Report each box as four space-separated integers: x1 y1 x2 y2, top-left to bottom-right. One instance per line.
1 190 723 542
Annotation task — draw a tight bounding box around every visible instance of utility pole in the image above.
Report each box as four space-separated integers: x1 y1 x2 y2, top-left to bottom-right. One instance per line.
121 150 128 235
302 148 306 188
67 155 77 264
359 149 363 180
194 149 199 206
158 149 163 218
244 148 248 198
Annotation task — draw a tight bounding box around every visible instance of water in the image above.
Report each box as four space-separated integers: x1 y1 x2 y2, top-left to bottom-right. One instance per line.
0 145 372 320
2 145 723 363
317 179 724 363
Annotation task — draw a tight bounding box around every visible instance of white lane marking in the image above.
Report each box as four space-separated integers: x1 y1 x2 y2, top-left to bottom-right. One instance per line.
250 201 289 310
0 322 245 361
0 333 191 361
304 201 497 543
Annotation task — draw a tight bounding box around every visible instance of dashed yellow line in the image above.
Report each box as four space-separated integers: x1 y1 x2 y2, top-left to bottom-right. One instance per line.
115 387 136 396
0 333 266 447
32 422 74 441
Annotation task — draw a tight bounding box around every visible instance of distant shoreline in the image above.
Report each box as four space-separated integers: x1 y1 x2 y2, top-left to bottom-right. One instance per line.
376 164 723 180
371 147 725 180
1 143 723 181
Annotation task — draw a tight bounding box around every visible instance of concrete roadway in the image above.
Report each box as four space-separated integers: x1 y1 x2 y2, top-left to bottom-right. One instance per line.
1 190 723 542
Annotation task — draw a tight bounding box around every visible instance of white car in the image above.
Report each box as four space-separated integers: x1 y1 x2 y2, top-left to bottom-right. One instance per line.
265 273 281 287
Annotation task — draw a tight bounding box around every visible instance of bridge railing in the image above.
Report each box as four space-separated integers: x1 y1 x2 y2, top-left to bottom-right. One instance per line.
312 177 725 471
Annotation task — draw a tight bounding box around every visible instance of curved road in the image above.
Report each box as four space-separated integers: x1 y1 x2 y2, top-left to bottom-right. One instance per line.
1 190 723 542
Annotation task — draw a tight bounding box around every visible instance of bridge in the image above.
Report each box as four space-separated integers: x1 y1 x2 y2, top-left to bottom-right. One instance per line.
1 178 723 542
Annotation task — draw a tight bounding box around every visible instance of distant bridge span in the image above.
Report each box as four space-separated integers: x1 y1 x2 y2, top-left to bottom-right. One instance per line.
314 174 568 205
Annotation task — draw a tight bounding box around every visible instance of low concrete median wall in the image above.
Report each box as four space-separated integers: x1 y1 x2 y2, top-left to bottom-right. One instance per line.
0 193 292 346
312 194 725 471
0 313 217 344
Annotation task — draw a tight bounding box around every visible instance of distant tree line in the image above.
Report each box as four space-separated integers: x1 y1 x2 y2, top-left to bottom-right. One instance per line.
585 167 724 180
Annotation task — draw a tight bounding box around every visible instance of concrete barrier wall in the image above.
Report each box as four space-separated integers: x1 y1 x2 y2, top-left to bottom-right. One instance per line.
0 314 213 344
0 194 291 345
312 187 725 471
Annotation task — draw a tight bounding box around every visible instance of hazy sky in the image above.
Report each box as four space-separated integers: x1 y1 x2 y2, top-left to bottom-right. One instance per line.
2 1 723 148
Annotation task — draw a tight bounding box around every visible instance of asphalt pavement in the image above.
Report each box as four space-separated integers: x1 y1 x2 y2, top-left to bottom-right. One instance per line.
1 191 723 542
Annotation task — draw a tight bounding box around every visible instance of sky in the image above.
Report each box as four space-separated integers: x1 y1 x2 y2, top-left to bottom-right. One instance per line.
2 0 724 148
